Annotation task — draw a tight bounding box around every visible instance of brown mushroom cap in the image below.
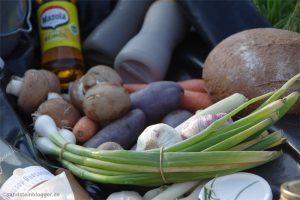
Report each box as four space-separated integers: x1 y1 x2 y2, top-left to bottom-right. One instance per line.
82 65 123 92
40 69 61 93
18 70 49 114
36 98 81 129
83 82 130 123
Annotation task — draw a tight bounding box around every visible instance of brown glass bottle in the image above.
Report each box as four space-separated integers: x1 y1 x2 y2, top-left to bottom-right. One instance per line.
36 0 84 91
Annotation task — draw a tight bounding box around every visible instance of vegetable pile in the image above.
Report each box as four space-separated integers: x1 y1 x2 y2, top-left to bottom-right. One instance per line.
33 73 300 186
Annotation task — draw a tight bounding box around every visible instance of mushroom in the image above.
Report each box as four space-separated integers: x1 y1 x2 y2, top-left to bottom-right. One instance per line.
69 65 123 112
69 78 85 111
82 65 123 92
36 98 81 129
40 69 61 93
6 69 49 114
60 93 71 103
83 82 130 123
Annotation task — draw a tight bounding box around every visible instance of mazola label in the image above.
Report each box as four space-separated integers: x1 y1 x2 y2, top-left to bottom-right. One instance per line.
37 1 81 52
41 6 69 29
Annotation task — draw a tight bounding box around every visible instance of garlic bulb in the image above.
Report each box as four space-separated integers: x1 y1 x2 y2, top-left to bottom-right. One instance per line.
136 123 182 151
180 113 233 139
107 191 142 200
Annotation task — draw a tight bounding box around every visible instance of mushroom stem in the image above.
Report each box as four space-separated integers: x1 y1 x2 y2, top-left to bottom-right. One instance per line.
48 92 63 100
6 78 23 96
78 81 85 95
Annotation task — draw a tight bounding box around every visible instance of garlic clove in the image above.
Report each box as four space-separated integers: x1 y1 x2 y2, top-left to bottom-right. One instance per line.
136 123 182 151
180 113 233 140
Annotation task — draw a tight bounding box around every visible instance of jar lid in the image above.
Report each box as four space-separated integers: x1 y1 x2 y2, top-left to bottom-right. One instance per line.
198 172 272 200
280 180 300 200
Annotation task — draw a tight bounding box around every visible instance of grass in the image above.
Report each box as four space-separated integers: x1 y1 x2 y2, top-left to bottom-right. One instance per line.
253 0 300 32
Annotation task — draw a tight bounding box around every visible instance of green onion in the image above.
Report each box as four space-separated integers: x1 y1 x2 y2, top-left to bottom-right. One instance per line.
177 93 248 133
59 150 280 186
246 130 285 151
229 131 269 151
151 181 199 200
256 73 300 110
165 92 275 152
202 118 274 151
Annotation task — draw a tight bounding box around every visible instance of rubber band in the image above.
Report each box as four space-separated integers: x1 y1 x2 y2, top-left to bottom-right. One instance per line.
59 143 70 161
159 147 167 184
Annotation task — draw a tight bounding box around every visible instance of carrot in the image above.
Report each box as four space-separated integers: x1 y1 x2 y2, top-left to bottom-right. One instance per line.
181 90 213 111
123 79 207 94
177 79 207 93
123 83 146 93
73 116 100 143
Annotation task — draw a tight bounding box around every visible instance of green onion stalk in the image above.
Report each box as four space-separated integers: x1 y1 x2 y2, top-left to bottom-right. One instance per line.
34 73 300 186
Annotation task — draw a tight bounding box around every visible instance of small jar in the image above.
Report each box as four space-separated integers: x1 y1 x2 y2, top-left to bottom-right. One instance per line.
280 180 300 200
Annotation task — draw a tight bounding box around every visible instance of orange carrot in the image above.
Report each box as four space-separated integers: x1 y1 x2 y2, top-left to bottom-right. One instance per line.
177 79 207 93
73 116 100 143
181 90 213 111
124 79 207 94
123 83 146 93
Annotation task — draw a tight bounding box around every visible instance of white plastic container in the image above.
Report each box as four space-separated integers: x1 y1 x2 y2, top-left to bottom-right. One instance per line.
198 172 273 200
114 0 188 83
83 0 154 66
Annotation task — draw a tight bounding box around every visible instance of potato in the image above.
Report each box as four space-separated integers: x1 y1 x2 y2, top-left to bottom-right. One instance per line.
130 81 184 124
203 28 300 114
83 109 146 149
